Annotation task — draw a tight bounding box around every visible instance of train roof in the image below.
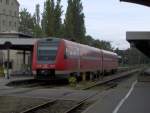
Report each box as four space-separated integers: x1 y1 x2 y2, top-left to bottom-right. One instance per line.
63 39 100 51
37 38 118 57
102 50 118 56
37 37 60 42
63 39 118 55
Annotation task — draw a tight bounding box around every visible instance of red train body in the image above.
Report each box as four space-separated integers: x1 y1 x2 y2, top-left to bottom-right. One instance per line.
32 38 118 79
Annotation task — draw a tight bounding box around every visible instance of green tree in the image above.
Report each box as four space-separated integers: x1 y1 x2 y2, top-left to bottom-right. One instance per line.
47 0 55 36
35 4 40 25
84 35 94 45
19 8 34 35
33 4 43 37
41 2 47 36
19 7 43 37
64 0 86 41
84 35 113 51
54 0 63 37
42 0 55 36
42 0 63 37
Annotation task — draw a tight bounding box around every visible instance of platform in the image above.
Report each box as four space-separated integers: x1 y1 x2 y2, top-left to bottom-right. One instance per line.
0 76 34 87
117 82 150 113
83 74 150 113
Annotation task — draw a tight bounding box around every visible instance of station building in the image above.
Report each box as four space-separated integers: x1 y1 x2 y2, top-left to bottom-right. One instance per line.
0 0 31 75
0 0 19 32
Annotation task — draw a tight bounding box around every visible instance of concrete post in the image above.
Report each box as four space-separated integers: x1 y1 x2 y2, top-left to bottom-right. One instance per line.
6 49 10 79
29 51 33 74
23 50 26 65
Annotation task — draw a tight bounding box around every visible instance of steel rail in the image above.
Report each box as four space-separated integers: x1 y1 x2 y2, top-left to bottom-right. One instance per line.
20 99 57 113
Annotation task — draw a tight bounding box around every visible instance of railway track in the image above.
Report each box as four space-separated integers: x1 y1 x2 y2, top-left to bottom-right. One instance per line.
18 68 140 113
19 81 118 113
20 93 98 113
63 94 97 113
19 76 128 113
20 99 57 113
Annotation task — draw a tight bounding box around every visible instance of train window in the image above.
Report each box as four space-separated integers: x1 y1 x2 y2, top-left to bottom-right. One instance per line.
37 49 58 62
38 40 60 47
38 49 57 56
65 47 79 59
37 39 60 63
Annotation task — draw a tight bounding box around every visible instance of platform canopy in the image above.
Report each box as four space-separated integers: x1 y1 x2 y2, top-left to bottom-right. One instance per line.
0 32 42 51
127 32 150 57
120 1 150 57
120 0 150 7
0 38 39 51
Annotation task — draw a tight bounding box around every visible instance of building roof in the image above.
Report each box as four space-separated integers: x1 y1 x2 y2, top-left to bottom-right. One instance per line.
120 0 150 7
121 1 150 57
127 32 150 40
0 38 39 51
126 32 150 57
0 32 37 50
0 32 32 38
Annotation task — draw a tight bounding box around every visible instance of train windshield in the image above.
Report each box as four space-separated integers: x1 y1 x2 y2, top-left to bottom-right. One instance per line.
37 39 60 63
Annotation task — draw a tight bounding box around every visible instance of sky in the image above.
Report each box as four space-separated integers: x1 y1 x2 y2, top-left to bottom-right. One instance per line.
18 0 150 50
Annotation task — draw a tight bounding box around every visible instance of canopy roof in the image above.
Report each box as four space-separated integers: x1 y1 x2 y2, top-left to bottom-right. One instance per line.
126 32 150 57
0 38 38 51
120 0 150 7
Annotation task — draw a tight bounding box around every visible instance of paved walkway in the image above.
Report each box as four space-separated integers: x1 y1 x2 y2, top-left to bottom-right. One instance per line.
83 73 150 113
117 82 150 113
0 76 34 87
83 74 138 113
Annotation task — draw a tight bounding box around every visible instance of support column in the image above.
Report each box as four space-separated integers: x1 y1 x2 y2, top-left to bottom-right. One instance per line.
29 51 33 74
22 50 26 75
4 42 12 79
6 48 10 79
23 50 26 65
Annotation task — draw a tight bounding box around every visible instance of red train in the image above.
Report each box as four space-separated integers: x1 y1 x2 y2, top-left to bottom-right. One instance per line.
32 38 118 80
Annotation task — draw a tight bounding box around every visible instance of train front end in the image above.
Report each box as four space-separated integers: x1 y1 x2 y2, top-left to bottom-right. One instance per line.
32 38 62 80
